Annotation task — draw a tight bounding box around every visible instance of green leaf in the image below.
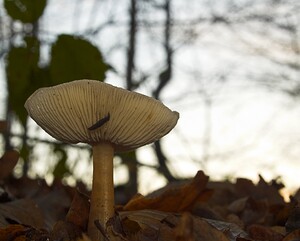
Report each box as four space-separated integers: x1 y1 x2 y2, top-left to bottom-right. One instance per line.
50 34 110 84
19 142 30 174
53 145 69 179
6 37 41 124
4 0 47 23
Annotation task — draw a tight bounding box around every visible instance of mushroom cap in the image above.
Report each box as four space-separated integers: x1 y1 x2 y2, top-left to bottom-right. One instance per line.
25 79 179 151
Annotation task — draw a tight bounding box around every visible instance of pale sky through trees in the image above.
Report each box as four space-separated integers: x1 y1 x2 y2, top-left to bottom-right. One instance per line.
1 0 300 194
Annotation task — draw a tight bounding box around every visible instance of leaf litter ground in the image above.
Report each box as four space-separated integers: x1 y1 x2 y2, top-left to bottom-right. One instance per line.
0 150 300 241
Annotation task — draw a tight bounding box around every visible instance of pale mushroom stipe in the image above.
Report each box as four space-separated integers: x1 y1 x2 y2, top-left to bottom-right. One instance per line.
24 79 179 241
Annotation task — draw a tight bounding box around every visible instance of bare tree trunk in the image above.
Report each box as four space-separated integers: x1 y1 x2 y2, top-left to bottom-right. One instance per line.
153 0 176 182
3 20 14 152
124 0 138 195
4 108 12 151
154 141 177 182
126 0 137 91
153 0 172 99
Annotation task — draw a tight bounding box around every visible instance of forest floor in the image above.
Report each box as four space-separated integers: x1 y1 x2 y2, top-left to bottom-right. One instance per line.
0 150 300 241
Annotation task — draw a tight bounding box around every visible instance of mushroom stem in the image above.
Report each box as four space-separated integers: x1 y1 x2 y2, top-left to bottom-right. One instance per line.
88 142 115 241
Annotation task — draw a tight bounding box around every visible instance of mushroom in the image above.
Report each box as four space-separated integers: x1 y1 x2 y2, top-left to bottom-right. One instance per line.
24 79 179 240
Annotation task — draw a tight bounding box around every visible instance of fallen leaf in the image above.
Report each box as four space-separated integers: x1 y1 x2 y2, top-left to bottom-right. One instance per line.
235 176 284 205
76 233 92 241
248 224 284 241
228 197 270 226
0 198 44 229
0 150 19 180
285 205 300 233
51 220 84 241
206 181 237 207
4 176 49 199
0 224 27 241
66 190 90 231
174 212 195 241
34 187 72 230
192 202 225 221
123 171 212 212
204 218 251 241
282 229 300 241
0 224 49 241
109 210 177 240
109 210 237 241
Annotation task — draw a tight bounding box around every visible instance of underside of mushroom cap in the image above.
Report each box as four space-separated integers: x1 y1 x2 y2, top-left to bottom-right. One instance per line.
25 79 179 151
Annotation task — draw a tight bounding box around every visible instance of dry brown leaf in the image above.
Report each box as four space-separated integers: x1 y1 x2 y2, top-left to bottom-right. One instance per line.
282 229 300 241
66 190 90 231
269 202 294 227
174 212 195 241
0 198 44 229
35 188 72 230
0 224 49 241
161 212 232 241
109 210 177 240
109 210 238 241
3 176 78 230
192 202 225 221
4 176 49 199
270 226 286 236
0 150 19 180
204 218 251 241
49 190 90 241
285 206 300 233
228 197 270 226
235 176 284 205
0 224 27 241
51 220 84 241
206 181 237 207
191 218 232 241
77 233 92 241
123 171 211 212
248 224 284 241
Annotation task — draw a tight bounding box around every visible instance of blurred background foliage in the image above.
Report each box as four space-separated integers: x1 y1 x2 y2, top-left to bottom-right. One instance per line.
0 0 300 201
1 0 114 191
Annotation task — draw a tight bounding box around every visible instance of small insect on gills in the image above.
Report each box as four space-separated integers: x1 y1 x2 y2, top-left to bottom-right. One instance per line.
88 113 110 130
